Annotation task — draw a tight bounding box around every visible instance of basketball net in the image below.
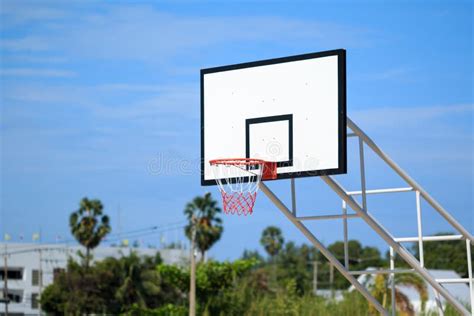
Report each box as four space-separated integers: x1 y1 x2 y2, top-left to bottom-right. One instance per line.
210 159 276 215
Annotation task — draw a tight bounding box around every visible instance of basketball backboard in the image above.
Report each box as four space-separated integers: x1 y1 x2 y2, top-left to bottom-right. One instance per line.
201 49 346 186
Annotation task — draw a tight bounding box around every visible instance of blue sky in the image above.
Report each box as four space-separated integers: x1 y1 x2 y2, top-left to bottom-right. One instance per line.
0 1 472 260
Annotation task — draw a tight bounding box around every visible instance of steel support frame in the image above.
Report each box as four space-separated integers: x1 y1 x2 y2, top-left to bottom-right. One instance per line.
259 182 389 316
259 117 473 316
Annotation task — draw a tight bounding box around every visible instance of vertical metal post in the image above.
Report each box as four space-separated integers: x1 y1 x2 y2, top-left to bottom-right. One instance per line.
329 263 334 298
358 137 367 212
347 117 474 243
291 178 297 216
342 200 349 269
434 291 445 316
189 216 196 316
415 191 424 267
389 247 396 316
39 248 43 315
321 175 470 315
3 248 8 316
466 239 473 316
312 261 318 295
259 182 388 315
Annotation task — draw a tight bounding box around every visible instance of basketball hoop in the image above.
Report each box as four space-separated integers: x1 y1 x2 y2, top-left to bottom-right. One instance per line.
210 158 277 215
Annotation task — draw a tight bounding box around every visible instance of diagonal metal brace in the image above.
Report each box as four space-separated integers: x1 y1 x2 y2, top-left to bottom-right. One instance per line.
347 118 473 244
259 182 389 316
321 175 471 316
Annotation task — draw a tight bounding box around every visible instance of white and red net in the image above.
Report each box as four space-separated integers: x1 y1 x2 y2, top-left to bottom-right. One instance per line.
210 158 272 216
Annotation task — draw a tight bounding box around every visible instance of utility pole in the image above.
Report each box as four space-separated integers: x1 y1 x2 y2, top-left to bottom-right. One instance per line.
38 248 43 315
329 263 334 299
189 215 197 316
312 261 318 295
3 246 8 316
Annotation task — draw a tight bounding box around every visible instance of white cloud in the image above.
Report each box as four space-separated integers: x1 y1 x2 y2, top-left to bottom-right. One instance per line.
350 104 473 130
0 36 51 51
2 55 68 64
90 84 198 120
352 67 414 81
0 1 69 27
2 81 198 119
97 83 163 93
0 68 75 78
0 4 372 62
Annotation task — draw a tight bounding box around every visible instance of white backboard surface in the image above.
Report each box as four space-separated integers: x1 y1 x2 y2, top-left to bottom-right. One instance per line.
201 50 346 185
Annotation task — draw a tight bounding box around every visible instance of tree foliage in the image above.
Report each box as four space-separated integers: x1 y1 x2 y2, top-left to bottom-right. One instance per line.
411 232 473 278
69 197 111 267
41 252 166 314
260 226 284 258
184 192 223 261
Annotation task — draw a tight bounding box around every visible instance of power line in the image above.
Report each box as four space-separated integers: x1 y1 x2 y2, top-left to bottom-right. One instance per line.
1 225 186 256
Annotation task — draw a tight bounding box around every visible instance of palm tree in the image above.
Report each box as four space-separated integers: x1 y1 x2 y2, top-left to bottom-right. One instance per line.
369 273 428 316
260 226 284 259
184 192 223 262
69 198 111 267
260 226 284 284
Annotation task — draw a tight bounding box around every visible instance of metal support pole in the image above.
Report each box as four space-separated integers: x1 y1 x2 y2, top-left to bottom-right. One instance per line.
189 216 196 316
291 178 297 216
347 187 413 195
415 191 424 267
321 175 470 315
347 117 474 244
330 263 334 298
296 213 359 221
259 182 389 316
389 247 396 316
358 136 367 212
395 235 463 242
312 261 318 295
466 239 474 316
434 291 445 316
342 201 349 269
3 249 8 316
39 248 43 315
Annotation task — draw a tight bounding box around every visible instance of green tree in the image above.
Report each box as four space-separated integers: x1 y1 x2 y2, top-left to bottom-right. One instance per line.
412 232 473 278
260 226 284 259
69 197 111 267
388 232 474 278
184 193 223 261
115 252 162 312
260 226 284 285
41 252 165 314
327 240 385 289
276 242 320 294
241 249 264 264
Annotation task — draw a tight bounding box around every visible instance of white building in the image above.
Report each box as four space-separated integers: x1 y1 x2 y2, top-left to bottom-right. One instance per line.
0 243 188 316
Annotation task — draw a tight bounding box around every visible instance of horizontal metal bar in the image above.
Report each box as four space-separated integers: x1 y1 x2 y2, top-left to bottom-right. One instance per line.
348 118 474 246
394 235 464 243
296 214 360 221
322 175 471 315
259 182 389 315
347 132 358 137
349 269 414 275
347 187 414 196
436 278 473 284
